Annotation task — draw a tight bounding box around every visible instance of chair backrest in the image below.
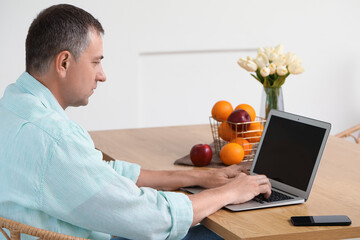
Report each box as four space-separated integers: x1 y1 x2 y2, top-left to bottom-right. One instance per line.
0 216 88 240
336 124 360 144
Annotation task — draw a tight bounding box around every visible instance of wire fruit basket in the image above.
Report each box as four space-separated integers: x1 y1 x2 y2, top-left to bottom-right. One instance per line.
209 116 266 162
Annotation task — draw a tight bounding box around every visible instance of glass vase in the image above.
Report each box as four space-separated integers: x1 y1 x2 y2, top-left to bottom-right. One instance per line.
261 86 284 119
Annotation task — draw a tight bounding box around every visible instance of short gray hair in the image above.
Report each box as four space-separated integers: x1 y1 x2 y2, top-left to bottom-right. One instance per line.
26 4 104 75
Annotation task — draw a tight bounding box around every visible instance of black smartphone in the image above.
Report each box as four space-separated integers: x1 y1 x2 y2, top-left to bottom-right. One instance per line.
291 215 351 226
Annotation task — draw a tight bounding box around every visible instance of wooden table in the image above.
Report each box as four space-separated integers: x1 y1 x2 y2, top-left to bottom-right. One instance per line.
90 124 360 239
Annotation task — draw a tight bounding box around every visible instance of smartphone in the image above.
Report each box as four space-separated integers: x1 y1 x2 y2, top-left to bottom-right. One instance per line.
291 215 351 226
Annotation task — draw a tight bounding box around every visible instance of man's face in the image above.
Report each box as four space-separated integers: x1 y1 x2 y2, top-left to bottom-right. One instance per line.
61 30 106 108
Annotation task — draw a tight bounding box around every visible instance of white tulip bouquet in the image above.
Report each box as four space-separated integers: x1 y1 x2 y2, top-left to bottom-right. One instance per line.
237 44 304 87
237 44 304 119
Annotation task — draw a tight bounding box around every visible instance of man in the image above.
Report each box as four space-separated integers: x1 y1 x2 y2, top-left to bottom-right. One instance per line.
0 4 271 240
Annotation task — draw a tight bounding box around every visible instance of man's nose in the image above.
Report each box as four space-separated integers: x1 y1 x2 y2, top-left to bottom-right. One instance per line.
97 66 106 82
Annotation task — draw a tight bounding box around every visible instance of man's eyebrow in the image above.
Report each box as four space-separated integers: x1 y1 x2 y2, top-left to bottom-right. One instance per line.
94 55 104 60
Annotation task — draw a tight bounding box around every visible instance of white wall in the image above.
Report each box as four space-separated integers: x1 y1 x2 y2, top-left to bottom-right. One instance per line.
1 0 359 134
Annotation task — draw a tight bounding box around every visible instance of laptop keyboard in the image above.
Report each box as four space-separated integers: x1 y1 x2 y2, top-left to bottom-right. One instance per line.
253 190 294 204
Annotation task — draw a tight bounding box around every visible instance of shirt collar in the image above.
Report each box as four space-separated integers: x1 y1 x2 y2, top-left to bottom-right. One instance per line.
16 72 69 120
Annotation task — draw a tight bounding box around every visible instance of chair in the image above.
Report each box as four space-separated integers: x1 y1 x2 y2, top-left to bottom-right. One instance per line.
335 124 360 144
0 216 88 240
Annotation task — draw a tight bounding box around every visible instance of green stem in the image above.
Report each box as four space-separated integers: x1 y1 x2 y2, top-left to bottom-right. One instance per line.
264 87 281 119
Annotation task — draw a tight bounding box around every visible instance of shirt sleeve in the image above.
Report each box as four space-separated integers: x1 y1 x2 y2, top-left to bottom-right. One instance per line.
106 159 141 183
40 127 193 240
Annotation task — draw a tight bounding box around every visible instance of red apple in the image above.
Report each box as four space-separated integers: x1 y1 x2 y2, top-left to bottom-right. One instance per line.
190 144 212 167
227 109 251 132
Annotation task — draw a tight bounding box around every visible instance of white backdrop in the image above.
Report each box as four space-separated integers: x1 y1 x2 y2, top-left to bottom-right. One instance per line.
1 0 360 134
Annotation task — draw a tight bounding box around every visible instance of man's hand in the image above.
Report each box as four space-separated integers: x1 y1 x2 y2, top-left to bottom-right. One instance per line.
197 163 252 189
224 173 272 203
189 172 271 226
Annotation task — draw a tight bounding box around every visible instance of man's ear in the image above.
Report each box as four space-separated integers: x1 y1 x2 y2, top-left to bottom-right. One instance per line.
55 51 71 78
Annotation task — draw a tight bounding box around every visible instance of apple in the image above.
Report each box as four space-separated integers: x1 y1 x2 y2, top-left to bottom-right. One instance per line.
190 144 212 167
227 109 251 132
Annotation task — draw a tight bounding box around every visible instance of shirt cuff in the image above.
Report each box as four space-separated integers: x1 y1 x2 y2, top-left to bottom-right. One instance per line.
109 160 141 183
160 191 193 240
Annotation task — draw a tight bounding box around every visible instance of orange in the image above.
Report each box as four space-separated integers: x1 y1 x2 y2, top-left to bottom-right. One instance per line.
218 122 236 141
220 143 244 165
230 137 252 156
211 100 233 122
235 104 256 122
244 122 264 143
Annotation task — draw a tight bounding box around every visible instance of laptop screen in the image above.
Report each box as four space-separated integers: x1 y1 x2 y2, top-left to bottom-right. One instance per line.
252 115 327 191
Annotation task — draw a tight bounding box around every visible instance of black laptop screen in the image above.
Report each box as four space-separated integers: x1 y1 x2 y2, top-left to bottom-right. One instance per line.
253 115 326 191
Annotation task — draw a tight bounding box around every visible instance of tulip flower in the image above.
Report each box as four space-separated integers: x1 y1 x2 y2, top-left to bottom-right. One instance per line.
255 53 269 69
285 52 302 66
246 61 257 72
268 51 278 62
260 67 270 77
257 47 265 55
276 66 288 76
237 57 247 68
274 44 284 55
269 63 277 75
237 57 257 72
264 47 273 58
288 62 305 74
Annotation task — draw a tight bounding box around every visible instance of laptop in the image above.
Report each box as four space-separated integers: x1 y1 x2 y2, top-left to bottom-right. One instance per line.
183 110 331 211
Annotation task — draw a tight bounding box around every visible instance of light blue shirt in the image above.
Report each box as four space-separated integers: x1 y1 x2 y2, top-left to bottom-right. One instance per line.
0 72 193 240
